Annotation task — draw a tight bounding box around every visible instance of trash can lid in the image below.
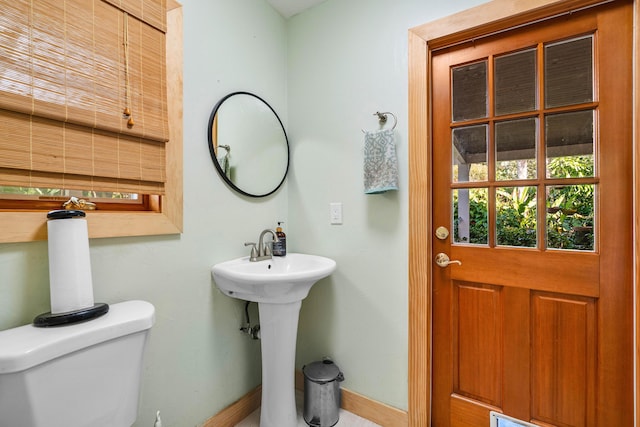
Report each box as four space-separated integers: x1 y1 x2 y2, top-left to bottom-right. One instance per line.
303 359 343 384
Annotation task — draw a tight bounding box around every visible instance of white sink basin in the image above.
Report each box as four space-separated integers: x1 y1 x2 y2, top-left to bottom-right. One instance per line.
211 253 336 304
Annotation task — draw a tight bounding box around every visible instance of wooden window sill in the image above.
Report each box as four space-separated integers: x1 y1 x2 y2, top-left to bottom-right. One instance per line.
0 209 181 242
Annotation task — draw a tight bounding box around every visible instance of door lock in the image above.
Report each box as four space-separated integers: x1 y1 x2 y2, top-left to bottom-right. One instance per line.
435 253 462 267
435 226 450 240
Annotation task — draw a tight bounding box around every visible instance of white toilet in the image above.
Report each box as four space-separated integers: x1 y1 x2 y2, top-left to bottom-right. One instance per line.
0 300 155 427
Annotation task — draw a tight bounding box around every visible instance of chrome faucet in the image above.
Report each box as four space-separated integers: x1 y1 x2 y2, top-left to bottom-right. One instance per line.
245 229 279 262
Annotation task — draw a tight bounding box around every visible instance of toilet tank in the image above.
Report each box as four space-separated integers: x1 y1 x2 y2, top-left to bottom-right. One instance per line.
0 300 155 427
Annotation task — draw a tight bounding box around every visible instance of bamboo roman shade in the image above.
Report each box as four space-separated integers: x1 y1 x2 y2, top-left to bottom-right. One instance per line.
0 0 168 194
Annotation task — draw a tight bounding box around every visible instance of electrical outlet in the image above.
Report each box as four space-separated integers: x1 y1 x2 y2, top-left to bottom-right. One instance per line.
330 202 343 225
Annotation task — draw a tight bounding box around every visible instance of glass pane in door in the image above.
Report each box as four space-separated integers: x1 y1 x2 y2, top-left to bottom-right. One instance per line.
453 188 488 245
546 185 595 250
496 186 537 247
496 118 537 180
546 110 594 178
453 125 488 183
545 36 593 108
452 60 488 121
494 49 537 115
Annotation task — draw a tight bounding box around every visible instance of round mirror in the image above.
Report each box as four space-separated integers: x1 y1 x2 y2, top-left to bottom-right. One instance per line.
207 92 289 197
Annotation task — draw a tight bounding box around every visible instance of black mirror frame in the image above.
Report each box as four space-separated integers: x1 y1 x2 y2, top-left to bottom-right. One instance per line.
207 91 290 198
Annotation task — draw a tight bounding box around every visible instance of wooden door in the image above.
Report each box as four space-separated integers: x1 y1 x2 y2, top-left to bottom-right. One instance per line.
431 2 633 426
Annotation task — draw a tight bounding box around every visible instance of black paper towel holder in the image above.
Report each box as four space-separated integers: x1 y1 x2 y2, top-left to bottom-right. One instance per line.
33 303 109 327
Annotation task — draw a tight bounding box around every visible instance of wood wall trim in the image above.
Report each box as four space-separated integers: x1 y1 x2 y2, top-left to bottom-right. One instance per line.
202 386 262 427
205 371 409 426
411 0 608 50
408 0 639 425
634 1 640 423
408 28 432 427
161 2 184 234
341 388 409 427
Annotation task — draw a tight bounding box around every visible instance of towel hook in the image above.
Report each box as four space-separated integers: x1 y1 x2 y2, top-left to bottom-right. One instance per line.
362 111 397 133
375 112 388 125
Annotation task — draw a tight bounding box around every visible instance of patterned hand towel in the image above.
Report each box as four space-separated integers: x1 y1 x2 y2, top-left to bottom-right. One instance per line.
364 128 399 194
218 152 231 178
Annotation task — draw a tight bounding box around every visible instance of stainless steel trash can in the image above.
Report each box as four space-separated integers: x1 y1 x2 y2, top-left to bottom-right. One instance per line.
303 359 344 427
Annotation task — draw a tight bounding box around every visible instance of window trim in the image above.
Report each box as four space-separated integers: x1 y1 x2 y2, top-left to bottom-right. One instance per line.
0 1 183 243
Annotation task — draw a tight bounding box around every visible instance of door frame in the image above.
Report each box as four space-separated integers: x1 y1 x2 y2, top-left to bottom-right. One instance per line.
407 0 640 425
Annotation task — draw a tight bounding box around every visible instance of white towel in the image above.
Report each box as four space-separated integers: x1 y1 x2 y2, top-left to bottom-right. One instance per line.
364 128 398 194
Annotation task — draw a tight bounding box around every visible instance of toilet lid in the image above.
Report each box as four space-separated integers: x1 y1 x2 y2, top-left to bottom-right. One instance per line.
0 300 154 374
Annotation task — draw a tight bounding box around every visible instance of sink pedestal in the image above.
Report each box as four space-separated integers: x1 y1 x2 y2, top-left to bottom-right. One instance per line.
258 300 301 427
211 253 337 427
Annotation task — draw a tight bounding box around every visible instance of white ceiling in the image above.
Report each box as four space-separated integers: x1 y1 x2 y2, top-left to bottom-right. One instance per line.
265 0 328 18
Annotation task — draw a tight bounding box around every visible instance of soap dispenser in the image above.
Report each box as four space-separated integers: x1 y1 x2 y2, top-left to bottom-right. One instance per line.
273 222 287 256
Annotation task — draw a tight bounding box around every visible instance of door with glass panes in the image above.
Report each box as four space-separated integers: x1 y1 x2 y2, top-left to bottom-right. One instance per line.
431 1 633 426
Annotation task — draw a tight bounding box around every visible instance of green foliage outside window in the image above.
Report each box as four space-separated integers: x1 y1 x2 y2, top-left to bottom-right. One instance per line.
496 186 537 247
455 155 594 250
453 189 488 244
0 187 135 200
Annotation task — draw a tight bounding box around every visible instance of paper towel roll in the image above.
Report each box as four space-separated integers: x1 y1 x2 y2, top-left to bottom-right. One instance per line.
47 210 95 314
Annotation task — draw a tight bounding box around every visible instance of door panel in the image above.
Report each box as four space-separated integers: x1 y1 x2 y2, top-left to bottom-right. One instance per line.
431 2 633 426
454 282 502 407
531 293 597 426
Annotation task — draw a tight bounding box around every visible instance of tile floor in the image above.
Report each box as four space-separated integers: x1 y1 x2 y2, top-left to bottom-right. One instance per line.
235 391 381 427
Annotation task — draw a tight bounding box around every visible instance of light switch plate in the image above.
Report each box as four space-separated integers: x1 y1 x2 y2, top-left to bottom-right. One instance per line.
330 202 343 224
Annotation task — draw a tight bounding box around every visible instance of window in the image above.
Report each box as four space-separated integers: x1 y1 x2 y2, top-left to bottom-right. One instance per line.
451 35 596 251
0 0 183 242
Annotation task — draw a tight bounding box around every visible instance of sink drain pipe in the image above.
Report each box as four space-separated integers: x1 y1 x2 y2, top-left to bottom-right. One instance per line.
240 301 260 339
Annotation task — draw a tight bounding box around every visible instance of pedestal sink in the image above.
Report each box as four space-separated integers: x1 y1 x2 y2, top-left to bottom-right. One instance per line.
211 253 336 427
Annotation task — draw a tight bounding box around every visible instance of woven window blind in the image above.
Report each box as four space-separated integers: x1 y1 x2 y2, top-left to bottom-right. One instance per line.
0 0 168 195
102 0 167 32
